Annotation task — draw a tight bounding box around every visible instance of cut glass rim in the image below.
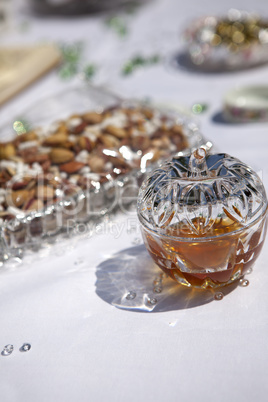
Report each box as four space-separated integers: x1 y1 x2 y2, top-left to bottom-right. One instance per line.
138 205 268 242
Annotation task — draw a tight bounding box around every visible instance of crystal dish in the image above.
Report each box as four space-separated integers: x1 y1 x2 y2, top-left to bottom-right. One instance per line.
224 85 268 122
137 148 268 289
0 85 211 263
183 9 268 71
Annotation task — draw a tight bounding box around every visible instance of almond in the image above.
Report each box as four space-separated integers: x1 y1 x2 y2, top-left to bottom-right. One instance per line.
26 179 37 191
0 143 16 160
40 159 51 172
162 136 172 148
67 118 87 134
60 141 75 149
18 147 38 160
147 148 161 163
24 153 49 164
99 134 120 148
36 185 54 200
131 135 150 152
171 133 188 150
12 180 31 191
136 122 146 133
172 124 184 135
18 131 38 143
83 112 103 124
78 136 94 152
8 155 24 163
6 166 16 177
104 125 127 139
23 198 44 211
88 155 105 173
108 156 129 168
60 161 85 174
142 108 154 120
10 189 29 207
151 137 171 149
54 122 68 135
49 148 74 164
43 133 68 146
151 139 163 148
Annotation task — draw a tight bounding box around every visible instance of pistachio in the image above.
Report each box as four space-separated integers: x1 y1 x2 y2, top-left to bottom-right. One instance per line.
49 148 74 164
104 125 127 139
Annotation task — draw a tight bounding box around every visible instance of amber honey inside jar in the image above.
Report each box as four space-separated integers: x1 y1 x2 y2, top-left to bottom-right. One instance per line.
137 149 268 289
141 215 267 289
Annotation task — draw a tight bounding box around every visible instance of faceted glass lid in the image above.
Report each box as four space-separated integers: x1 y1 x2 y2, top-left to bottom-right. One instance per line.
137 148 268 237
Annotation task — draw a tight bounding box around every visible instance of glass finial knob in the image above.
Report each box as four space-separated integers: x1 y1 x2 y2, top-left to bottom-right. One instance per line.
189 147 209 178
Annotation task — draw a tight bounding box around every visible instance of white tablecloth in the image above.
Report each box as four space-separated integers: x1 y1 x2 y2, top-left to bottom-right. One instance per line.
1 1 268 401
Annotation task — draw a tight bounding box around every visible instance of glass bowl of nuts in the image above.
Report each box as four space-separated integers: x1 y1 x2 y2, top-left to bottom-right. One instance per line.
0 84 211 262
183 9 268 71
137 148 268 289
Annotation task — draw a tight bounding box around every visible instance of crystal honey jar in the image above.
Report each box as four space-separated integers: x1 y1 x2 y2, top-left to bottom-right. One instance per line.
137 148 268 289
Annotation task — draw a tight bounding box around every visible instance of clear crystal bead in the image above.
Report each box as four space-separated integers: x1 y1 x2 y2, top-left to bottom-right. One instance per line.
239 279 250 287
147 297 157 305
2 344 14 356
20 343 31 352
126 291 136 300
214 292 224 301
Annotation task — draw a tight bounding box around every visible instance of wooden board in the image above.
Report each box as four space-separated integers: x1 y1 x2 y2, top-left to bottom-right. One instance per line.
0 44 62 105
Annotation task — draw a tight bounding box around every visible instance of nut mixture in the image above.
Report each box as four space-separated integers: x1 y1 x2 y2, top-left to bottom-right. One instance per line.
0 105 189 221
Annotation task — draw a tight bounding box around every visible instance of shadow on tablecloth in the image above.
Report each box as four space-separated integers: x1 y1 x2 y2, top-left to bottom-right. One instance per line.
95 244 238 312
167 51 266 75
